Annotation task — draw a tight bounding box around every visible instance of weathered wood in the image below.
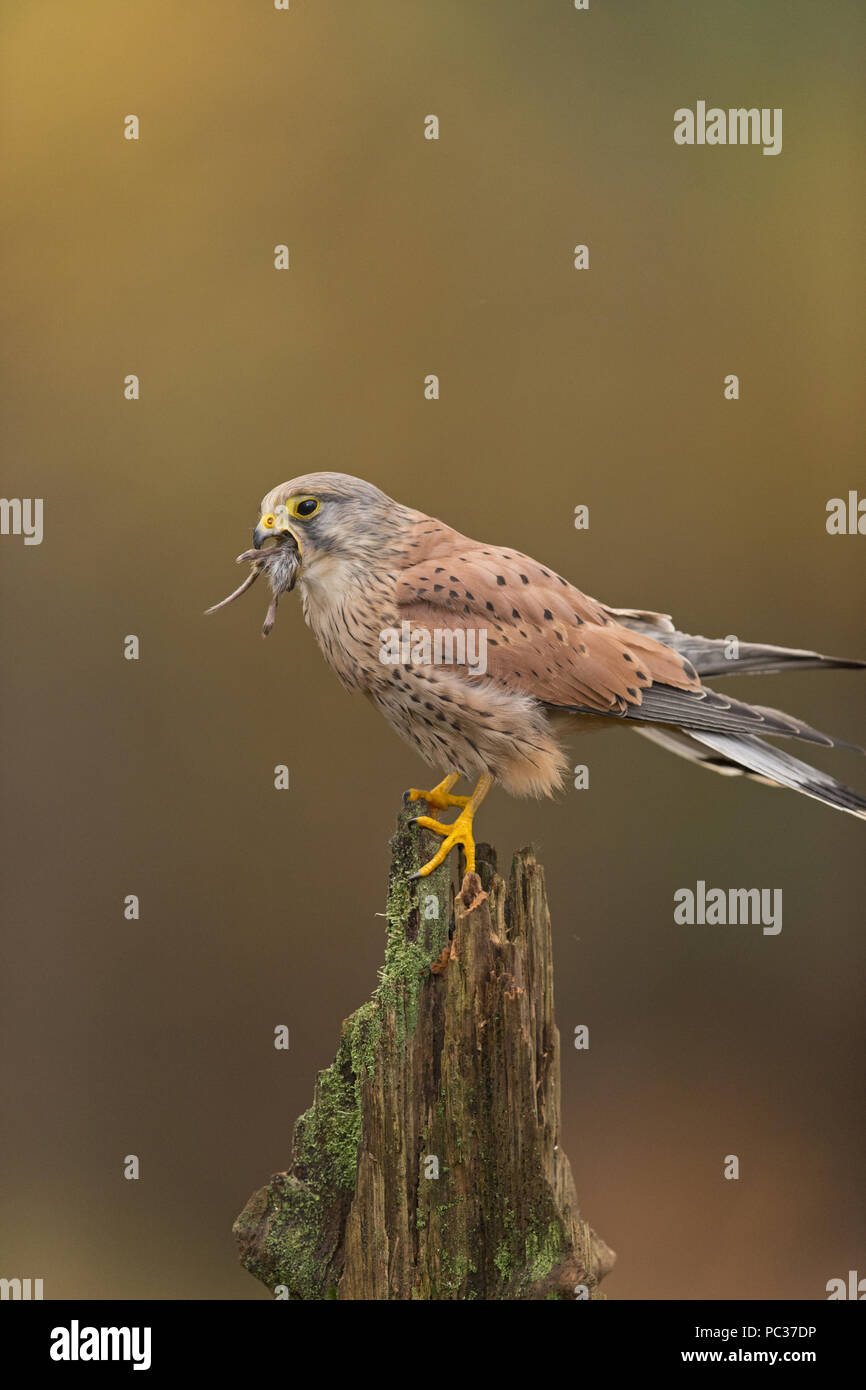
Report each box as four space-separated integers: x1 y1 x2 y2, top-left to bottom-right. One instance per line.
233 800 615 1299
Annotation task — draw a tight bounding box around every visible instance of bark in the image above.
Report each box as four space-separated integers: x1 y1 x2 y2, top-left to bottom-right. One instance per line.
233 799 615 1300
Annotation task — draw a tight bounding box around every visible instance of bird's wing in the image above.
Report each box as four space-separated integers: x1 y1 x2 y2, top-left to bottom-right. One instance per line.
393 534 700 714
394 533 858 750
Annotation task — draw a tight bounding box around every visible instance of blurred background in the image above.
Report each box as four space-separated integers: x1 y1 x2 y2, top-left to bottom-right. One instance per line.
1 0 863 1299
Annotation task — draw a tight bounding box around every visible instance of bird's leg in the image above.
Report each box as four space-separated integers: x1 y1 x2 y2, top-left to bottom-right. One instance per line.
404 772 469 812
409 773 493 879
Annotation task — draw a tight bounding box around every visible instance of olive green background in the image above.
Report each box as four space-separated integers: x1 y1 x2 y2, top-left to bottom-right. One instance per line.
1 1 863 1299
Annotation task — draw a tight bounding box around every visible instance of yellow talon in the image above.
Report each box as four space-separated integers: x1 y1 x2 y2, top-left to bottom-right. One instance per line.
412 810 477 876
407 773 468 812
409 774 493 878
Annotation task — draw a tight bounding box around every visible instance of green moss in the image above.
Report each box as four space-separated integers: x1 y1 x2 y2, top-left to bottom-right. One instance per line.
240 806 453 1299
433 1190 477 1297
289 810 450 1200
378 814 451 1042
491 1201 565 1291
526 1221 565 1282
294 1049 361 1192
346 999 382 1081
439 1248 471 1294
262 1183 325 1300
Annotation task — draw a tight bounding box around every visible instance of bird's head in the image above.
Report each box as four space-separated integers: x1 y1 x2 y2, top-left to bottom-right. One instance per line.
254 471 407 570
207 472 412 636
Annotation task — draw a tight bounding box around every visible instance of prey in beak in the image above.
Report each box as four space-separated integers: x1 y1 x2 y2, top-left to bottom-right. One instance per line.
205 528 301 638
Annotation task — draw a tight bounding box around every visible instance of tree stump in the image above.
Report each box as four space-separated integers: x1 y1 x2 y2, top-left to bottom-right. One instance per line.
233 799 615 1299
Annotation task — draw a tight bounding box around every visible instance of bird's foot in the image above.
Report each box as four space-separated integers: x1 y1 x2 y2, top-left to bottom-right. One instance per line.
404 774 468 813
409 806 477 879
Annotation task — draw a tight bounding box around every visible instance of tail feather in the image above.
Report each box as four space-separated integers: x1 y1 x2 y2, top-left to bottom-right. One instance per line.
560 682 863 753
622 684 862 752
586 606 865 817
635 725 866 821
605 610 865 680
667 636 865 680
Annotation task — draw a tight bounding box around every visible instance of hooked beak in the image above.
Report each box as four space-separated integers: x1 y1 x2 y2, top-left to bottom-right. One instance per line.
253 515 296 549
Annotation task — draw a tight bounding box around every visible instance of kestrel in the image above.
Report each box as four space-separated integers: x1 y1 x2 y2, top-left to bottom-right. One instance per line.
208 472 866 877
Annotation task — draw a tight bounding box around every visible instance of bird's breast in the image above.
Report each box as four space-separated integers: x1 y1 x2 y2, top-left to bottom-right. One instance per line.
300 565 398 694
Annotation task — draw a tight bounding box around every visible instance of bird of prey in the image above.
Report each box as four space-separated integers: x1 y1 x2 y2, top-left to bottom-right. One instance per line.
208 472 866 878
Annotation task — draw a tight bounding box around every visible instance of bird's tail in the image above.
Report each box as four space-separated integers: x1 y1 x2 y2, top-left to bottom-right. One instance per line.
605 608 866 680
636 725 866 821
590 607 865 816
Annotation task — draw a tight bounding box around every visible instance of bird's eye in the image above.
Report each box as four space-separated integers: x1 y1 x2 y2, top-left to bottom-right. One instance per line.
294 497 319 518
262 514 275 529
